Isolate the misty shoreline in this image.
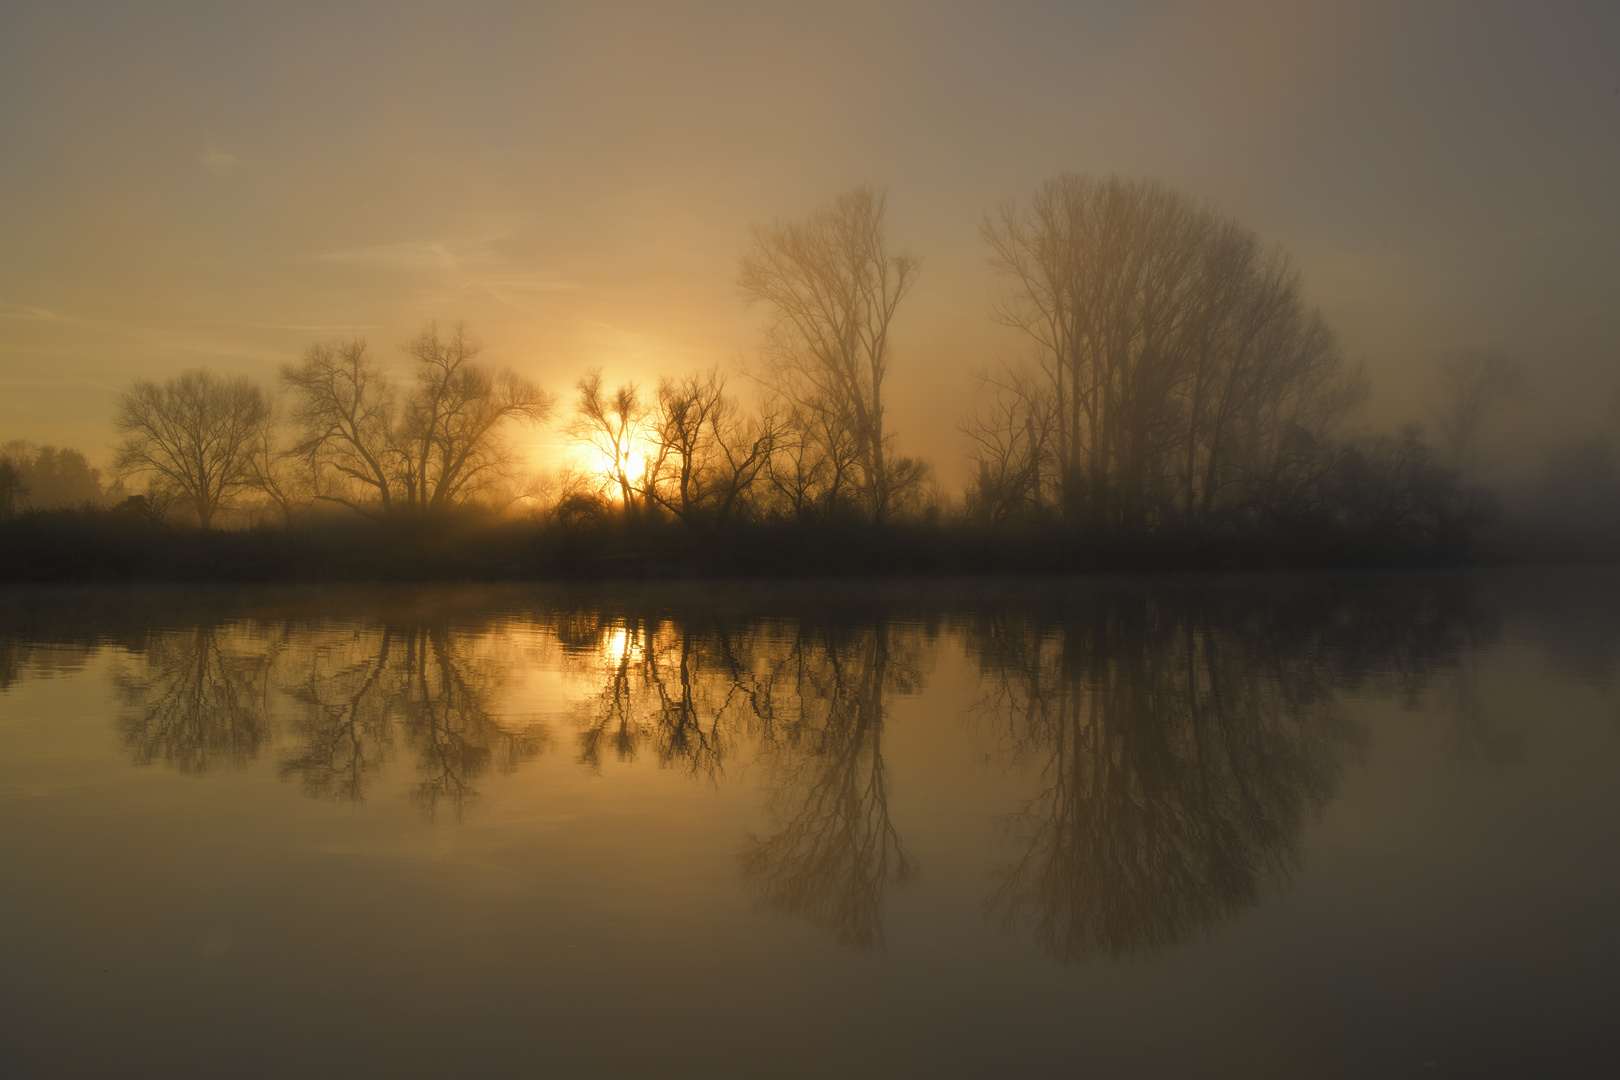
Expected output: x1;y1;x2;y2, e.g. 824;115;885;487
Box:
1;507;1609;586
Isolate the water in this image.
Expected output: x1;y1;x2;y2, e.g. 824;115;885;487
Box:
2;573;1617;1078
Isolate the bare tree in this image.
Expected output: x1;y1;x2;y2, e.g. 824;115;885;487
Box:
740;185;923;522
961;364;1057;526
282;323;554;516
282;337;400;514
979;174;1363;532
396;323;555;511
762;392;864;524
1429;348;1525;480
565;370;649;513
112;369;269;529
645;369;773;533
242;397;306;525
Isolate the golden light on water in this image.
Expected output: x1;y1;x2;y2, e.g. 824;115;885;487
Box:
600;624;641;665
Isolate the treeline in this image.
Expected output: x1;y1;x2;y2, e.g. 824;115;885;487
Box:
0;441;125;512
0;175;1520;581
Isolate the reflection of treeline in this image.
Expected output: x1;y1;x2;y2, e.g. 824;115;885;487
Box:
106;615;550;818
0;579;1522;959
958;580;1492;962
1;177;1505;580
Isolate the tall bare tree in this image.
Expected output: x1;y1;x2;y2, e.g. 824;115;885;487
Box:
979;174;1363;532
113;369;269;529
282;323;554;516
740;185;922;522
761;392;865;524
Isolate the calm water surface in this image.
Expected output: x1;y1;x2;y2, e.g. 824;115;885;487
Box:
2;573;1618;1078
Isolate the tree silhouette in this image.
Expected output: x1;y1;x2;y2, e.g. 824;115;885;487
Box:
113;370;269;529
0;457;24;520
283;323;554;516
741;185;928;523
977;174;1364;532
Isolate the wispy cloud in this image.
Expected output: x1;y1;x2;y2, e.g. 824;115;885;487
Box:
0;353;121;392
320;242;461;272
246;322;385;332
199;143;239;178
0;300;286;365
315;237;580;324
0;302;74;323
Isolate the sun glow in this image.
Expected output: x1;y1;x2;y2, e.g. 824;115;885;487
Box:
600;625;642;664
567;440;654;503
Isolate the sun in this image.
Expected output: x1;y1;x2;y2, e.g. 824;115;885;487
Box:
566;440;652;502
622;446;646;480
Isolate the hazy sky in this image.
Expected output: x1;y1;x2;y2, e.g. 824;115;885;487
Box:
2;0;1616;477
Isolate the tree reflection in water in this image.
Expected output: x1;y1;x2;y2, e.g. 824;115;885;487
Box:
1;639;97;691
739;621;924;952
0;581;1515;959
962;585;1488;963
277;625;398;803
105;609;549;818
115;624;278;774
561;609;772;778
276;621;548;818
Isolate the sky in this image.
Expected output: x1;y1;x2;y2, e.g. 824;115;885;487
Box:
1;0;1616;480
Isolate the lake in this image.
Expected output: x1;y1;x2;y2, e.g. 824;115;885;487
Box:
2;573;1617;1078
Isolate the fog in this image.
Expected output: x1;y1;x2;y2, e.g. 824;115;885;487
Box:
1;0;1616;510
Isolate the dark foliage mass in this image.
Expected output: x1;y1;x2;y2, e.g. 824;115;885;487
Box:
0;495;1494;584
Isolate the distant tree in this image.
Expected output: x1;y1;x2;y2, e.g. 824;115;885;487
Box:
112;370;270;529
282;323;554;516
1429;348;1525;480
0;457;25;519
961;365;1057;526
0;441;109;507
740;186;925;523
978;173;1364;532
761;392;863;524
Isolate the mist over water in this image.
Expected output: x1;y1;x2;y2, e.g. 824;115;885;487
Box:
3;573;1618;1076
